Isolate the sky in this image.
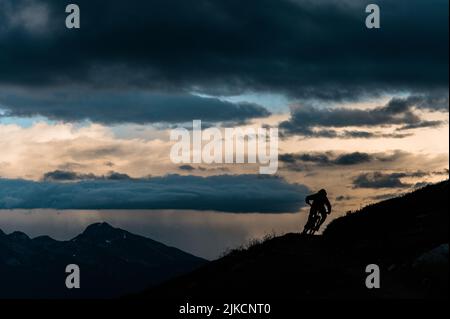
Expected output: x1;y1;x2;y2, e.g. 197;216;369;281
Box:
0;0;448;254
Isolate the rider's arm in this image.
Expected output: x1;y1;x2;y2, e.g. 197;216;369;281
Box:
325;197;332;214
305;195;313;206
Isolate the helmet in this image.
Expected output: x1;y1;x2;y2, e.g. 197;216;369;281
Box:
318;189;327;196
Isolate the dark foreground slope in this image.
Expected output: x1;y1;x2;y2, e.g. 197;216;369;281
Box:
0;223;206;298
138;181;448;299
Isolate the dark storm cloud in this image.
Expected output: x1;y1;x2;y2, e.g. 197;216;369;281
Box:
352;171;429;189
0;90;270;124
0;0;447;101
0;174;310;212
280;94;448;137
404;91;450;111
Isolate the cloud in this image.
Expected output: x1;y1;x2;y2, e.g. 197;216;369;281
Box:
432;168;449;176
0;90;270;124
333;152;373;165
396;120;444;131
178;165;195;171
279;127;413;139
0;174;310;213
280;94;448;138
178;164;230;173
0;0;447;101
0;121;177;180
42;170;132;181
352;171;429;189
280;151;398;170
280;153;331;166
335;195;352;202
404;92;450;111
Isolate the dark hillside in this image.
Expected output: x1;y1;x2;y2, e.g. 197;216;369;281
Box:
137;181;449;299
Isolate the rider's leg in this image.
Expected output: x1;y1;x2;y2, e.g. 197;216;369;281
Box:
314;212;327;231
302;209;316;234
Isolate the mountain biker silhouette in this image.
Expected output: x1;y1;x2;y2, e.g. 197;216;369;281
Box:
302;189;332;235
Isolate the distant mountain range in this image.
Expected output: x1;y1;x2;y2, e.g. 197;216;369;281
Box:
137;180;449;299
0;222;206;298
